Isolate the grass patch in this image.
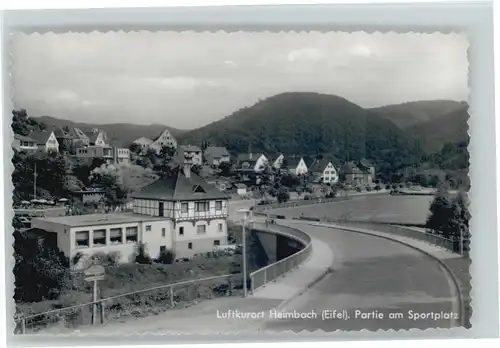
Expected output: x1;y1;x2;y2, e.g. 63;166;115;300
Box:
16;253;240;332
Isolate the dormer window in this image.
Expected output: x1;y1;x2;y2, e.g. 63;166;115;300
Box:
192;185;206;193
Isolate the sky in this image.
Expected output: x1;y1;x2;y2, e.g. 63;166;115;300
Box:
11;31;469;129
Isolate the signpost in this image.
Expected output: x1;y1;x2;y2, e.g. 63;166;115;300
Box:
84;264;105;325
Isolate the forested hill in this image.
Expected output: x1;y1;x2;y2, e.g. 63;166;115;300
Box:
180;92;424;180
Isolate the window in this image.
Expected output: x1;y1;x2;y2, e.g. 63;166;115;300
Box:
145;225;152;231
162;228;166;237
188;242;193;249
179;227;184;236
213;240;220;246
197;225;206;234
160;246;166;253
75;231;89;248
195;202;208;212
126;226;138;243
218;223;223;233
110;228;123;244
93;229;106;246
215;200;223;211
181;203;188;214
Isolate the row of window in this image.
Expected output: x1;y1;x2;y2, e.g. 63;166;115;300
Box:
75;226;138;248
20;141;36;147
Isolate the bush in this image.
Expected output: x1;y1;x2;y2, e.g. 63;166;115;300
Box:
156;249;175;264
304;195;311;200
366;186;372;192
355;186;362;192
374;185;381;191
385;184;391;190
134;244;152;265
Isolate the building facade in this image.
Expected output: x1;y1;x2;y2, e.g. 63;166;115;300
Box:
31;160;230;265
287;157;308;176
310;159;339;184
13;134;38;152
204;146;230;166
29;131;59;152
176;145;202;166
149;129;178;153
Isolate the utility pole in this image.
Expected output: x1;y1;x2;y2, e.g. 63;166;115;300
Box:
33;162;37;200
242;215;248;297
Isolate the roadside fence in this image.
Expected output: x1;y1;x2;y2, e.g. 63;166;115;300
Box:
15;274;237;334
247;222;312;294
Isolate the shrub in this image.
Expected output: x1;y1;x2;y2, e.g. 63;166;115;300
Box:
156;249;175;264
304;195;311;200
355;186;362;192
385;184;391;190
366;186;372;192
134;243;152;265
374;185;381;191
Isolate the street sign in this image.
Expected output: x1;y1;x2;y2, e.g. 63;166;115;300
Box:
84;264;105;282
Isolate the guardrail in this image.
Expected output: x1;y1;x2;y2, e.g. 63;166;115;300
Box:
247;222;312;294
328;221;469;255
254;196;350;211
15;274;236;334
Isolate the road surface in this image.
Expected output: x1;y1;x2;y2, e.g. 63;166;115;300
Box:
260;222;459;332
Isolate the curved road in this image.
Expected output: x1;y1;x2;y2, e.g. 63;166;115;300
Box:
260;222;459;332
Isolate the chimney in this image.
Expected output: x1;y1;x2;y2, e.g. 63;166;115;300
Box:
183;152;193;178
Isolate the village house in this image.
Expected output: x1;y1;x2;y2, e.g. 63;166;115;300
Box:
131;137;154;154
236;153;268;173
67;127;90;148
69;188;106;204
12;134;38;152
76;145;130;165
84;128;109;147
149;129;178;153
339;161;373;186
204;146;230;167
28;130;59;153
30;155;230;265
286;156;308;176
270;154;285;169
309;159;339;184
175;145;203;166
235;183;248;196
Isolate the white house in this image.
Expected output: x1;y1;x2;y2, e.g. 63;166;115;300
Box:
236;153;268;173
149;129;178;153
31;158;230;265
84;129;109;147
13;134;38;152
271;154;285;169
29;130;59;153
114;147;130;165
235;183;248;196
132;137;153;153
204;146;230;166
309;159;339;184
286;157;308;176
176;145;202;166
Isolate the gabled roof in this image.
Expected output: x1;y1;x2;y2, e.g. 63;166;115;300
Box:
309;158;336;173
131;165;229;201
285;157;303;169
152;129;175;142
204;146;230;158
69;127;89;140
359;159;374;169
52;127;67;138
178;145;202;152
133;137;153;145
339;162;364;174
28;131;54;145
303;157;316;168
237;153;265;162
14;134;36;142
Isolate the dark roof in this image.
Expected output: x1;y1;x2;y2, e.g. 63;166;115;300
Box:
178;145;202;152
285;157;303;168
235;183;247;189
28;131;53;145
309;159;336;173
339;162;364;175
52;127;66;138
303;157;316;168
359;159;374;169
14;134;36;142
204;146;230;159
68;128;89;140
131;165;230;201
237;153;265;162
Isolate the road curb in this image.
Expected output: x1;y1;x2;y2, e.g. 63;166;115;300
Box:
313;222;466;328
273;266;334;312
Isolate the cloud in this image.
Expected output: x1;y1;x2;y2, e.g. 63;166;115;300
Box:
287;48;326;62
349;44;372;58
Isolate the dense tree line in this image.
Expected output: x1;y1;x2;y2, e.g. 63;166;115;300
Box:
426;186;470;246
